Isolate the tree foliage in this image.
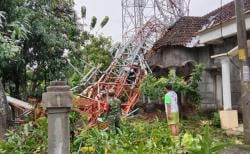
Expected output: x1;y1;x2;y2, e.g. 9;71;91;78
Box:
100;16;109;28
0;0;112;98
0;115;231;153
182;126;231;154
81;6;86;18
0;117;48;153
90;16;97;29
140;64;204;105
67;33;112;87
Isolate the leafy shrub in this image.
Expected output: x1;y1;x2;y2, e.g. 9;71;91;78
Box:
182;126;231;154
72;120;175;153
0;116;233;154
140;64;204;105
0;117;48;153
211;112;221;128
139;75;167;100
181;132;201;150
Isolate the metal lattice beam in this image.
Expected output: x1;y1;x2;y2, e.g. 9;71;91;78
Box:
73;0;191;125
122;0;191;43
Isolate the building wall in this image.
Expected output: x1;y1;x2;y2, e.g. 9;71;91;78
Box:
230;58;241;108
149;36;242;111
196;47;217;111
211;36;241;109
149;46;197;68
197;36;241;111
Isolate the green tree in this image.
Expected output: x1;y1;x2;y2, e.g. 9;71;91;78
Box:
67;33;112;87
0;0;112;99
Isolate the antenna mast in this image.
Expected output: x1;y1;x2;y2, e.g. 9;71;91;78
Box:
122;0;190;43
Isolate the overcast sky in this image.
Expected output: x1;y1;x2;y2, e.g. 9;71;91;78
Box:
74;0;232;42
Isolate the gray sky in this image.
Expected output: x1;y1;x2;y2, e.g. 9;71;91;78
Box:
74;0;232;42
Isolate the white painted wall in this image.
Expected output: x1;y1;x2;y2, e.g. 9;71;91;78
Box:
198;15;250;44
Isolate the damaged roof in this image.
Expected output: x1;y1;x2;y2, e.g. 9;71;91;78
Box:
203;0;250;29
153;0;250;49
153;16;208;49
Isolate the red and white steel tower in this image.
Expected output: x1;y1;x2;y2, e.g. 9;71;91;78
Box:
73;0;191;126
122;0;191;43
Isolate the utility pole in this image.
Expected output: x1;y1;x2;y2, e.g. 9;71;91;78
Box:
235;0;250;144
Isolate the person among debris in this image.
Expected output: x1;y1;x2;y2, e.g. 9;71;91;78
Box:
96;91;107;110
81;85;91;96
101;90;106;97
106;89;122;131
165;83;180;136
81;84;97;98
95;93;102;101
88;84;97;98
127;69;136;85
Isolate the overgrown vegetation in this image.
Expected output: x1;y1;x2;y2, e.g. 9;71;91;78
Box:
211;112;221;128
0;1;243;154
0;117;48;153
0;0;112;99
0;113;239;153
140;64;204;105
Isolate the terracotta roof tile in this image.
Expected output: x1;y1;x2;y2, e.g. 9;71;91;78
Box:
204;0;250;27
153;16;208;49
153;0;250;49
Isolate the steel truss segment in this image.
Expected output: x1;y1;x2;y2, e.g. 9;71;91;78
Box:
73;0;191;125
122;0;190;42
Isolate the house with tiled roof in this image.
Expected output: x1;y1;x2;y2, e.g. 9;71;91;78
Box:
148;0;250;111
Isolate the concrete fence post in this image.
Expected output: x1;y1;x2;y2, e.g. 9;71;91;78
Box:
42;81;72;154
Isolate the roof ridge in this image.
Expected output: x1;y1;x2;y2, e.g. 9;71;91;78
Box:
174;16;209;20
203;0;234;18
152;0;250;49
182;16;204;18
153;16;208;49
